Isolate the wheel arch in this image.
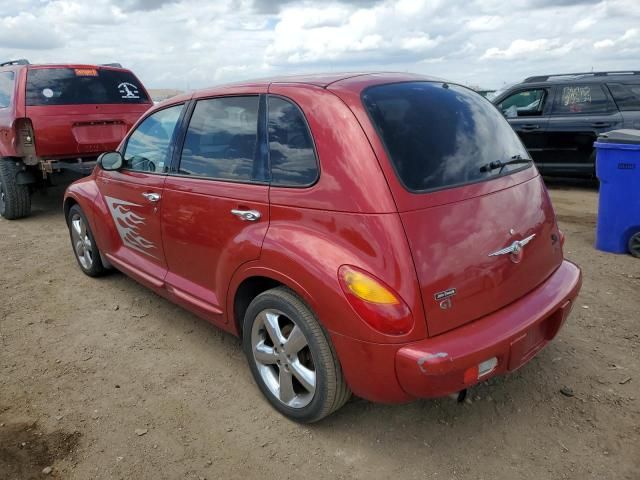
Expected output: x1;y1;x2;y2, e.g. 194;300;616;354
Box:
227;266;316;338
63;195;79;225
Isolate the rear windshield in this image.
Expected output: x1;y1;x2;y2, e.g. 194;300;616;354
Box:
362;82;531;192
26;68;150;106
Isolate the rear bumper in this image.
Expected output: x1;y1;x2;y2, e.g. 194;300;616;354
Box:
395;260;582;399
331;260;582;403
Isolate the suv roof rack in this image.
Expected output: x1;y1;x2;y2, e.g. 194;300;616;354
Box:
0;59;30;67
524;71;640;83
100;63;123;68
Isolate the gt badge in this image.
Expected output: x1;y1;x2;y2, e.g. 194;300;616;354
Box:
434;288;456;310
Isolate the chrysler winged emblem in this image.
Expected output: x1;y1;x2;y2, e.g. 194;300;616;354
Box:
488;233;536;263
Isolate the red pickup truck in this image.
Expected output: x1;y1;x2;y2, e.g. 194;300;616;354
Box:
0;60;152;219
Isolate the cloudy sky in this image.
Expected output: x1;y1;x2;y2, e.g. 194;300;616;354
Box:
1;0;638;91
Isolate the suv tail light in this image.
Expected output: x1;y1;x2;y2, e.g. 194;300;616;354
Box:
338;265;414;335
14;118;35;151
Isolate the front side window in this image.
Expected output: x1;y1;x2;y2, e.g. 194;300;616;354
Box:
497;89;547;118
122;104;184;173
607;83;640;111
26;67;150;106
552;84;611;115
179;96;260;181
363;82;530;192
268;96;318;186
0;71;15;108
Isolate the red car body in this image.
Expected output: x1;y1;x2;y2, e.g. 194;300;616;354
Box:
64;72;582;405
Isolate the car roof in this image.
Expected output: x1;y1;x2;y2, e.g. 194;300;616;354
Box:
0;62;133;73
521;71;640;86
189;71;446;97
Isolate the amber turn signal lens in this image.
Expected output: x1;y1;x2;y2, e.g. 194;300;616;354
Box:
338;265;414;335
341;268;399;304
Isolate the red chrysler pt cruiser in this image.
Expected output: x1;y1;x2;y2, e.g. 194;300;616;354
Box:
64;72;582;422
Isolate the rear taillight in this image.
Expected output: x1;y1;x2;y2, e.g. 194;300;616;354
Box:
15;118;35;150
338;265;414;335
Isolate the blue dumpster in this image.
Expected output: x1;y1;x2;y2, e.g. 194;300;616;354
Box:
594;129;640;257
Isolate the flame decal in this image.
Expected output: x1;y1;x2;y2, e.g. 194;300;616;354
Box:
105;196;157;258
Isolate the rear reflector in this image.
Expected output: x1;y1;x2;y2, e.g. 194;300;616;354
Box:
478;357;498;377
463;357;498;384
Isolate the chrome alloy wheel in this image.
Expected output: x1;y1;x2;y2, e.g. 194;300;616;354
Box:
251;309;317;408
71;213;94;270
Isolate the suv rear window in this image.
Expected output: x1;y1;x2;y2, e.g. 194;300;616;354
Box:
26;68;149;106
363;82;530;192
607;83;640;111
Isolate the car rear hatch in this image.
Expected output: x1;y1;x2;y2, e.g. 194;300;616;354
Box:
24;66;151;158
360;81;564;337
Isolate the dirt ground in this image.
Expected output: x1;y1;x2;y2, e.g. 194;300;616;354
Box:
1;180;638;480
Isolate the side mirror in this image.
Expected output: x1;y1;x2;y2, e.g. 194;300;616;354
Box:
98;151;123;171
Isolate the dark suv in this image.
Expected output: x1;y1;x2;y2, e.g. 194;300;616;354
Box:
492;71;640;178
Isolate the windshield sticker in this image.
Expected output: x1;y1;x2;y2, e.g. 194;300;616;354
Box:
42;88;54;98
118;82;140;99
74;68;98;77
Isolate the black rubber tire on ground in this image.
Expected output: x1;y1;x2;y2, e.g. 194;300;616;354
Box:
628;232;640;258
242;286;351;423
67;204;107;277
0;158;31;220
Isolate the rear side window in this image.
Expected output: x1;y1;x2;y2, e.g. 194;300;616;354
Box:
551;84;612;115
607;83;640;111
0;71;14;108
26;68;149;106
268;96;318;186
362;82;530;192
179;96;260;182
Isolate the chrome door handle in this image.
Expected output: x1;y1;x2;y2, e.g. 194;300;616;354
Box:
231;209;261;221
142;192;161;203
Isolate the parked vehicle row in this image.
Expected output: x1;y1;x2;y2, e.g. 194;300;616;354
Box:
0;59;151;219
64;73;582;422
493;70;640;178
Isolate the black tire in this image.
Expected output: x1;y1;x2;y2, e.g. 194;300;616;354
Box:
67;204;107;277
0;158;31;220
629;232;640;258
242;287;351;423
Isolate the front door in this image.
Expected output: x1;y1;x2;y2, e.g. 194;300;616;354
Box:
96;103;185;289
161;94;270;323
496;87;551;172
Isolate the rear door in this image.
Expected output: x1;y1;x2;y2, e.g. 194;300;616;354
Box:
495;87;551;171
160;93;270;322
96;103;185;289
25;67;151;158
544;83;623;176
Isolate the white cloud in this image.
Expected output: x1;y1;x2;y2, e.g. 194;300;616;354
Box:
0;0;638;91
465;15;504;32
482;39;552;59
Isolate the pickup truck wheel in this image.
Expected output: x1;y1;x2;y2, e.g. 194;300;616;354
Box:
67;204;106;277
0;159;31;220
243;287;351;423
